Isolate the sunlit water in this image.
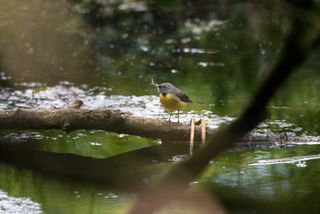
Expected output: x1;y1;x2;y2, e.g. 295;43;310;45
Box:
0;82;307;135
0;190;42;214
0;82;233;128
1;82;320;212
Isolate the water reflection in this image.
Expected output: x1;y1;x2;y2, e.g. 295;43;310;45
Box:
0;163;132;213
0;129;159;158
0;144;319;213
201;145;320;207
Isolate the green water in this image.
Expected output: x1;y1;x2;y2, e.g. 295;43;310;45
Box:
1;0;320;213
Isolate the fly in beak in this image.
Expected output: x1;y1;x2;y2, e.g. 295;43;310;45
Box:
155;84;160;93
151;79;160;92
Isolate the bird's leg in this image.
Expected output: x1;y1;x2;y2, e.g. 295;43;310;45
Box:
178;110;180;123
169;111;172;123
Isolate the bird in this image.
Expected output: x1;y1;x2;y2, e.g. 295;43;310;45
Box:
156;82;193;122
69;100;83;109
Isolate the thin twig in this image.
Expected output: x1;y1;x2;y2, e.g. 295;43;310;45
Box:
201;118;206;144
189;119;195;155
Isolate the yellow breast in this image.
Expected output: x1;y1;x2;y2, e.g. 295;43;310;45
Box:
159;93;185;111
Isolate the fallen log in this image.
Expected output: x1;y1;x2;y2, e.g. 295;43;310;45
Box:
0;108;205;141
0;108;319;145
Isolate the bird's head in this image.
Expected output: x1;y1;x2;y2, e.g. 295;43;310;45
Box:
156;82;175;94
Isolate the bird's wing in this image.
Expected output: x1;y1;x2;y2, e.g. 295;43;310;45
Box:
174;90;193;103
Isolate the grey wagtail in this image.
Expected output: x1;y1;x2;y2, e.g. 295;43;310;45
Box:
156;82;194;122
